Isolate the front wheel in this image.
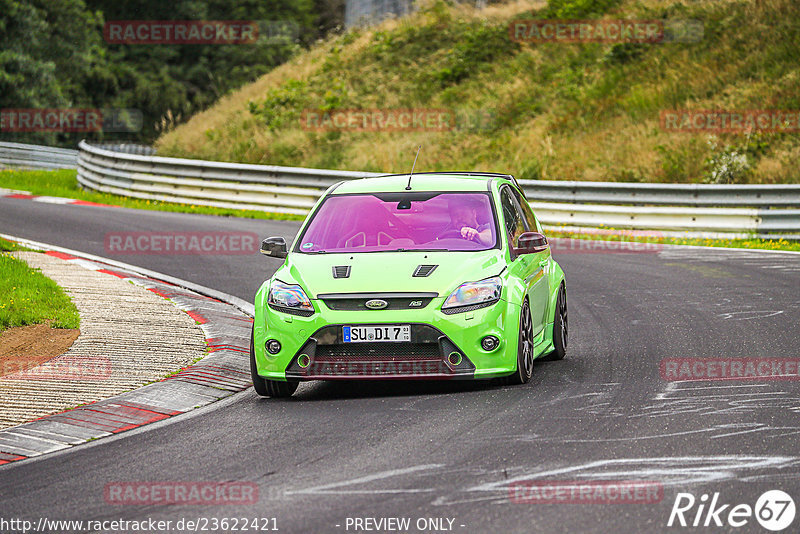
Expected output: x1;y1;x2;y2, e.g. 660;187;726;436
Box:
505;298;534;385
250;327;298;398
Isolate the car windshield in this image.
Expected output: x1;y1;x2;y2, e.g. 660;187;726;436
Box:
297;192;497;253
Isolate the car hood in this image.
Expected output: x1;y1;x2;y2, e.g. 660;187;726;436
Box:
278;249;506;298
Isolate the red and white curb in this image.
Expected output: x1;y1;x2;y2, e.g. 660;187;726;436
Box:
0;188;116;208
0;237;255;467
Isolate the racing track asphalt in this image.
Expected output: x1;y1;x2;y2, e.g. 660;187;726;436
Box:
1;196;799;533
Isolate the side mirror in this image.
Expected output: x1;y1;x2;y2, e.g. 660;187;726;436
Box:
514;232;549;255
260;237;288;259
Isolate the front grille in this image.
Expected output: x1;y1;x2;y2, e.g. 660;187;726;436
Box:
310;323;443;345
285;324;475;379
316;343;439;361
322;296;434;311
306;359;451;377
318;292;437;312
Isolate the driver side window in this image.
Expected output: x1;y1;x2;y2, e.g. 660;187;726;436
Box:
500;187;528;248
512;188;543;233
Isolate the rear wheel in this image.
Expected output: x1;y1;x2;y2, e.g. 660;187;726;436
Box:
542;284;568;361
506;298;534;385
250;327;298;398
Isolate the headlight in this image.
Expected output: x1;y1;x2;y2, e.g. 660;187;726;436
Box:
268;280;314;315
442;276;502;313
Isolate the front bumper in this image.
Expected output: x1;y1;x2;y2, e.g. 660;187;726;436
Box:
285;324;475;380
253;296;519;381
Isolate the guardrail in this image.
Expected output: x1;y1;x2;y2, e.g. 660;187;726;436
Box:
89;143;155;156
77;140;379;215
0;142;78;170
518;180;800;208
76;141;800;239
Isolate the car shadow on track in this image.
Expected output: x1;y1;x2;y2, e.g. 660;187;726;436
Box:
290;378;502;401
277;361;568;401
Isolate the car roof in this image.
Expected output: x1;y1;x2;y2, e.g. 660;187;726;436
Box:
331;172;516;194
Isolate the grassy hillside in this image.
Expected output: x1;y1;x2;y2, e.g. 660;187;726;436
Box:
156;0;800;184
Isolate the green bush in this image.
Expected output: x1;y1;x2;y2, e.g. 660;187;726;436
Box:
248;79;309;131
544;0;623;18
433;22;519;87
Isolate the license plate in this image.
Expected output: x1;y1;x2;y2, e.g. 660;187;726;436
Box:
343;325;411;343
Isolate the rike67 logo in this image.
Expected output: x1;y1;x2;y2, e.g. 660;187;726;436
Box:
668;490;795;531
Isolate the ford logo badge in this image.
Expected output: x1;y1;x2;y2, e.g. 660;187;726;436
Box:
365;299;388;310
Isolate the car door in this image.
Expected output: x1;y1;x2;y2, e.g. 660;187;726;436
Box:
500;186;549;335
512;187;551;332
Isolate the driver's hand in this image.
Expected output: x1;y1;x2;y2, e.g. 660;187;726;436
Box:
460;227;478;241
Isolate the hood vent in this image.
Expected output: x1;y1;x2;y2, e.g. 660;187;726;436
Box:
332;265;351;279
413;265;438;277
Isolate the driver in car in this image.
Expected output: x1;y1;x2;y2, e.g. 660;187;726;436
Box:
444;198;493;246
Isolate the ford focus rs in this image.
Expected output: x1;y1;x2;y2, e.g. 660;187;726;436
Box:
250;172;567;397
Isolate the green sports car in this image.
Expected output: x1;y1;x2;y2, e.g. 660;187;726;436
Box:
250;172;567;397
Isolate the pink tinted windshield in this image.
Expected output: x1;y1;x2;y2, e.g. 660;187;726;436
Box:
297;193;497;253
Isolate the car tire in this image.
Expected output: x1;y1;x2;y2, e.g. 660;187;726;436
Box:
506;298;534;385
250;327;298;398
263;378;298;398
541;284;568;361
